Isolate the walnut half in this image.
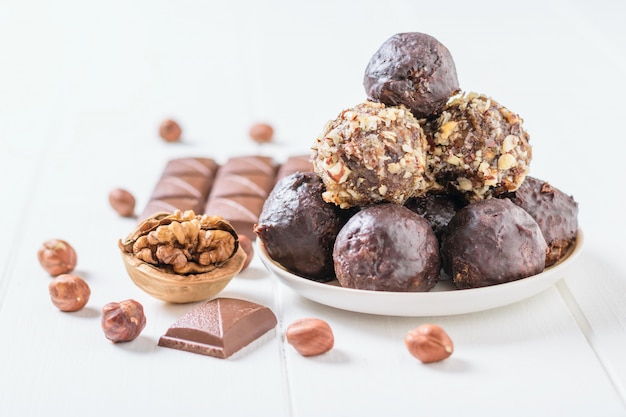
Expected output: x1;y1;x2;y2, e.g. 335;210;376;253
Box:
119;210;240;275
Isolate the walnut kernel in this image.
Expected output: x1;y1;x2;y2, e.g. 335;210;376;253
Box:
119;210;240;274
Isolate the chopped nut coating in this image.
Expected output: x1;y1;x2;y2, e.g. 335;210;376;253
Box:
311;101;431;208
424;92;531;200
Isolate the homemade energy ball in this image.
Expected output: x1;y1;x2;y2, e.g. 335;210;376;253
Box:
254;172;350;281
364;32;460;119
333;204;440;292
505;176;578;267
404;191;466;240
311;101;430;208
425;92;532;200
440;198;547;289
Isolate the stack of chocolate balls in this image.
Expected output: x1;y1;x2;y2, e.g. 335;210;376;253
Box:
256;32;578;291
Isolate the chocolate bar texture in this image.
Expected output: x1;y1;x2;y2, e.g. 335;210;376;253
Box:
141;155;313;240
158;297;277;358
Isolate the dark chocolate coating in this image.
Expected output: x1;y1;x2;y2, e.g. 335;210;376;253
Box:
404;192;466;240
441;198;547;289
364;32;460;119
333;204;440;292
254;172;350;281
505;176;578;266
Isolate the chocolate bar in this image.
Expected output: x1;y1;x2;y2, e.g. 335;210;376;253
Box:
204;156;278;239
205;195;265;240
140;157;219;220
141;155;312;239
158;297;277;359
161;157;219;178
142;197;204;218
276;154;314;182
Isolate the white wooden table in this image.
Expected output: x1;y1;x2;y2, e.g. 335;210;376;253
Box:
1;1;625;416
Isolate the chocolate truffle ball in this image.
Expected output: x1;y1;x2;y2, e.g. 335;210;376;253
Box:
404;191;466;240
364;32;460;119
311;101;431;209
333;204;440;292
425;92;532;200
505;176;578;267
440;198;547;289
254;172;349;281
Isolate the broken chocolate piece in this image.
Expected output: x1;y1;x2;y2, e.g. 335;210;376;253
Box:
158;297;277;359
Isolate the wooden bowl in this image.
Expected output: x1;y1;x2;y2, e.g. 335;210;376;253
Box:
120;247;247;303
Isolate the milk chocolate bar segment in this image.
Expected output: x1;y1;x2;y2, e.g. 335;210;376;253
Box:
140;157;219;220
162;157;219;178
217;155;278;176
210;173;275;199
205;196;265;240
141;197;205;219
158;297;277;359
150;175;213;200
276;154;314;182
204;156;278;239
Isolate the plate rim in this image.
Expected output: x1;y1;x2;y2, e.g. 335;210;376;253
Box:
257;229;584;316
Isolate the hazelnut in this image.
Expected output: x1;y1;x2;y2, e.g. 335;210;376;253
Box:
48;274;90;312
108;188;136;217
101;299;147;343
37;239;77;276
248;122;274;143
286;318;334;357
238;235;254;271
405;324;454;363
159;119;182;142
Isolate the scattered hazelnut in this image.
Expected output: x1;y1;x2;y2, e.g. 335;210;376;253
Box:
405;324;454;363
248;122;274;143
48;274;90;312
238;235;254;271
108;188;136;217
159;119;182;142
37;239;77;276
286;318;334;357
101;299;147;343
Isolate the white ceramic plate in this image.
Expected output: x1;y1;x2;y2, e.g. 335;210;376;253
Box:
258;230;584;317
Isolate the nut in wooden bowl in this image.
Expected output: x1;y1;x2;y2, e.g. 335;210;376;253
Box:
119;210;246;303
